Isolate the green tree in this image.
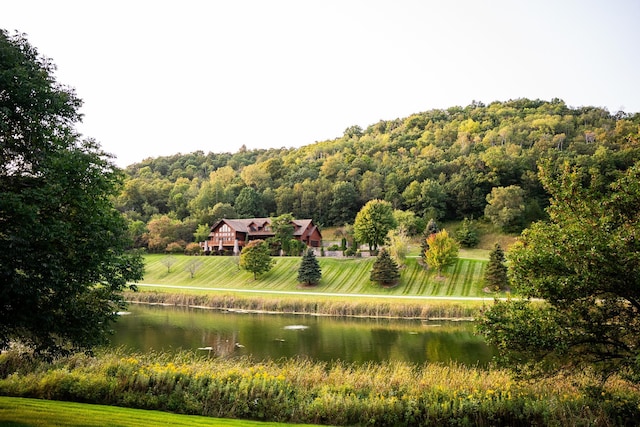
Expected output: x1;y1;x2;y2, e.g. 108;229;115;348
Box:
0;31;144;356
424;230;459;277
297;249;322;286
271;213;295;255
455;217;480;248
484;244;508;291
193;223;210;243
239;240;274;279
353;199;397;252
329;181;359;226
387;229;409;265
484;185;526;232
235;187;264;218
478;160;640;379
370;248;401;287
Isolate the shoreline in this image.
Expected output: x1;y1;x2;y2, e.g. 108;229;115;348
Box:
123;291;481;321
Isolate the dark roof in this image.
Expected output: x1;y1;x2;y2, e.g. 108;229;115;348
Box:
211;218;320;238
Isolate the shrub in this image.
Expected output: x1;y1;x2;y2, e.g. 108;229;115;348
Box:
165;241;186;254
184;242;203;255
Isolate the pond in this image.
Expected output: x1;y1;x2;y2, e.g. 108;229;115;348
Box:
110;304;495;366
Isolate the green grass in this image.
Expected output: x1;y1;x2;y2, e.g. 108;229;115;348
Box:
0;396;319;427
140;253;496;299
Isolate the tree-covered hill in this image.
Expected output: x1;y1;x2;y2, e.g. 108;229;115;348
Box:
117;99;640;252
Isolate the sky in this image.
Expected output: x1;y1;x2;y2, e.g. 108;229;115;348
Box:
3;1;640;167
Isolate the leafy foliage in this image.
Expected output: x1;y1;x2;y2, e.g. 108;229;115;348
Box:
0;31;144;356
424;230;459;277
239;240;274;279
297;249;322;286
113;98;640;253
484;185;526;232
455;217;480;248
353;199;397;252
370;248;401;287
479;159;640;380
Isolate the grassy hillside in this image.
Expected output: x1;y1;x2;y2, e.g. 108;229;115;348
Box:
140;253;492;298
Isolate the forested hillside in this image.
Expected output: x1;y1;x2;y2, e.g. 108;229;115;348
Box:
116;98;640;252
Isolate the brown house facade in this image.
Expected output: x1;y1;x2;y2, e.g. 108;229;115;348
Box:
201;218;322;254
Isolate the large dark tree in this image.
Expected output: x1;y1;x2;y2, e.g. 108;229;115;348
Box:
479;160;640;380
0;31;144;356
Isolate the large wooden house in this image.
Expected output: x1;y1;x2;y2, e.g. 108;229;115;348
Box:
201;218;322;254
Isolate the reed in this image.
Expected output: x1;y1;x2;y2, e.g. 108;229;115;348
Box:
0;349;638;426
123;291;481;320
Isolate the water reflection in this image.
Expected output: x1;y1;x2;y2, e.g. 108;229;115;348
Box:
110;305;495;366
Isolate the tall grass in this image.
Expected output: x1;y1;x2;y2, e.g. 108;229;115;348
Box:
123;291;482;320
1;349;638;426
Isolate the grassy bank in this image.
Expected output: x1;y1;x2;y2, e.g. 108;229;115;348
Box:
1;350;637;426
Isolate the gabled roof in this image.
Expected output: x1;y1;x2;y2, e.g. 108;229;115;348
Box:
211;218;319;237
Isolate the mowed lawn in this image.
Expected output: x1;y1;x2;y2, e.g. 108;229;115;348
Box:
140;253;488;298
0;396;318;427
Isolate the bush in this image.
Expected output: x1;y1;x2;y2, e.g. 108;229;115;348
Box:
165;241;186;254
184;242;203;255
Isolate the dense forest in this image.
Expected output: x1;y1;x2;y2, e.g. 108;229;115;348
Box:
116;98;640;252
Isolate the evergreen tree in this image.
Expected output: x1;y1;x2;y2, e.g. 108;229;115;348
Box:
297;249;322;286
455;217;480;248
484;244;509;291
370;248;401;287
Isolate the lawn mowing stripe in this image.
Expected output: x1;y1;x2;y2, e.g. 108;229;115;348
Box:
140;254;488;298
445;260;463;296
462;261;479;297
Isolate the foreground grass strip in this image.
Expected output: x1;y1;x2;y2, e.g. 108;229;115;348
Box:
0;396;318;427
1;350;639;426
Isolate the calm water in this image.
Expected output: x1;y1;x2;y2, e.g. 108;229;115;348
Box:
110;304;495;366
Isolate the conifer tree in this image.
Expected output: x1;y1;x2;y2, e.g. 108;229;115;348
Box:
370;248;401;287
297;249;322;286
484;243;509;291
455;217;480;248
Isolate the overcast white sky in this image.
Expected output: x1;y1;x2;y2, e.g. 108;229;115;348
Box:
3;1;639;166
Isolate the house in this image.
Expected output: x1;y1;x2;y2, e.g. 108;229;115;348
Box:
201;218;322;254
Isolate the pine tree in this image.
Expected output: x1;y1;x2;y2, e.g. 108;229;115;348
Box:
370;248;401;287
455;217;480;248
297;249;322;286
484;244;509;291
